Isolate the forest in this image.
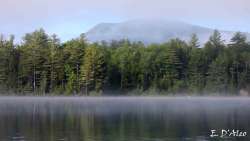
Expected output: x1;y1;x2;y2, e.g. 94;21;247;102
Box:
0;29;250;95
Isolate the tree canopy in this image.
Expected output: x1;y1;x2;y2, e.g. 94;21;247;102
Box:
0;29;250;95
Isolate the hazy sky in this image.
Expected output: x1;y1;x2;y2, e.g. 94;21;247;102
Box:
0;0;250;42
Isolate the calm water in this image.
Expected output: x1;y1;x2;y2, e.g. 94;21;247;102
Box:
0;97;250;141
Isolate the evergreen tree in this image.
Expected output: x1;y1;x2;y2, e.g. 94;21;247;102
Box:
0;35;18;93
161;40;182;92
230;32;247;46
94;48;107;92
0;29;250;95
81;45;107;94
48;34;63;93
188;48;206;93
65;64;77;95
206;54;229;93
63;34;86;93
189;33;200;48
19;28;50;94
81;46;95;94
208;30;224;47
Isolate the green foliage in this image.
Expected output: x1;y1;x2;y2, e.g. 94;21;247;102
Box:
206;54;229;93
161;41;182;91
230;32;247;46
80;44;107;95
189;33;200;48
188;48;206;93
65;64;77;95
0;35;17;93
0;29;250;95
18;28;50;94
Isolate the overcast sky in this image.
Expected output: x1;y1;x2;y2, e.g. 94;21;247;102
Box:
0;0;250;42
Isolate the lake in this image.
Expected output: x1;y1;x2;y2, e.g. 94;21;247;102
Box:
0;97;249;141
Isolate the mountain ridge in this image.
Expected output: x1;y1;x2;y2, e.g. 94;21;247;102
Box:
85;19;250;45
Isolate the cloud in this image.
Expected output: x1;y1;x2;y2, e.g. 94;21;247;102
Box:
0;0;249;41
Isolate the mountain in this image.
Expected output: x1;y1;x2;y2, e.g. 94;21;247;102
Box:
85;19;250;45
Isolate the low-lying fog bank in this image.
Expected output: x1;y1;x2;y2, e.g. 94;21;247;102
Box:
0;96;249;115
0;96;250;141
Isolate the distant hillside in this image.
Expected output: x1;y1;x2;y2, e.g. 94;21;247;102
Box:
85;19;250;45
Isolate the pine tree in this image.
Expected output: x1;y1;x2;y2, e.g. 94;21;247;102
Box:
230;32;247;46
188;48;206;93
65;64;77;95
189;33;200;48
0;35;18;93
81;46;96;95
63;34;86;93
206;55;228;93
81;45;107;94
94;49;107;92
162;42;182;91
0;37;8;91
19;28;50;94
48;34;61;93
208;30;224;47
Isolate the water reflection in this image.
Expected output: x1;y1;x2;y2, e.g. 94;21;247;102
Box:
0;97;249;141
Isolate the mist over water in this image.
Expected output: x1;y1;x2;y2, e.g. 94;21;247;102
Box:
0;97;249;141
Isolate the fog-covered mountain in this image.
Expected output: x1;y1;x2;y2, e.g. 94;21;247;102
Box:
85;19;250;45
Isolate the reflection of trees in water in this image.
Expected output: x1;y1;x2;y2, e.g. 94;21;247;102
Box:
0;98;249;141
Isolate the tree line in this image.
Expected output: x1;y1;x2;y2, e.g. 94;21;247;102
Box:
0;29;250;95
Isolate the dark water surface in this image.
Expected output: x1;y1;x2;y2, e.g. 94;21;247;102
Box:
0;97;250;141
